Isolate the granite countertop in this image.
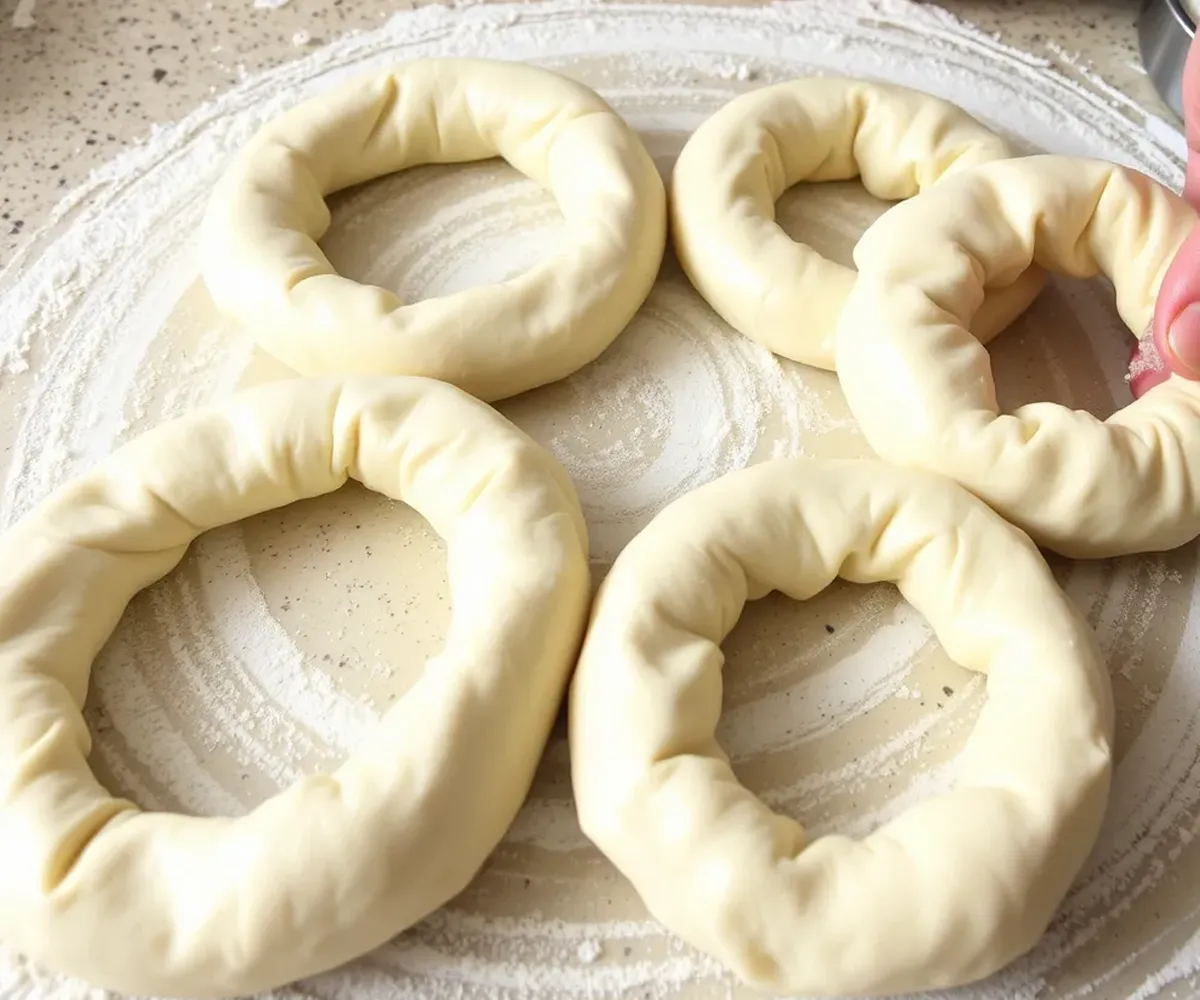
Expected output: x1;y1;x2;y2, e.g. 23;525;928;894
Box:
0;0;1170;270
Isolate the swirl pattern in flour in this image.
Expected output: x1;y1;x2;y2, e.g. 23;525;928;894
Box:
0;3;1198;999
320;155;853;565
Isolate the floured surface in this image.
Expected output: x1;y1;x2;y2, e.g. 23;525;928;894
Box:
0;2;1197;998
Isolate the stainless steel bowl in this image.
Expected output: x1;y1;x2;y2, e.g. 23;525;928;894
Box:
1139;0;1195;120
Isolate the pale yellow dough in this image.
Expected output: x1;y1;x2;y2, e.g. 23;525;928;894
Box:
200;59;666;402
0;377;590;998
836;155;1200;558
669;77;1045;369
569;459;1113;996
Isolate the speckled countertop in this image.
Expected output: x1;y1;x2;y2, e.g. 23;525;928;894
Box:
0;0;1169;269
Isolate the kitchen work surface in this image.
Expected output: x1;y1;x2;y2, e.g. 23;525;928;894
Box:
1;1;1199;999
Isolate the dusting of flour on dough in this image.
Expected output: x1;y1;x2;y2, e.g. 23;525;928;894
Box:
0;2;1197;999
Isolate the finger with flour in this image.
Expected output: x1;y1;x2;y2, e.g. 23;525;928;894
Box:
1136;31;1200;393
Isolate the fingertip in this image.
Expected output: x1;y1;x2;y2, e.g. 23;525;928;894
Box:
1165;301;1200;378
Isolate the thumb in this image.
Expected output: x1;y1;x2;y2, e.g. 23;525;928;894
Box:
1153;221;1200;379
1152;30;1200;380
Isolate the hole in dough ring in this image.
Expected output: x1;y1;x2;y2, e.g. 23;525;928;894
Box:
0;376;590;998
836;155;1200;559
569;458;1113;996
669;77;1045;370
200;58;667;403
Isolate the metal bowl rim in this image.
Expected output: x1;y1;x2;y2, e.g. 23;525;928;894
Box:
1163;0;1197;37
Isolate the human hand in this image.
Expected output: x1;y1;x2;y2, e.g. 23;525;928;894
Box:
1130;28;1200;397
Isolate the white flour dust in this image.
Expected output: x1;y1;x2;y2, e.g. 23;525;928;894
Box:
10;0;36;29
0;2;1198;999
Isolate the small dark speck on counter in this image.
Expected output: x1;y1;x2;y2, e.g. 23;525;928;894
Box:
824;623;835;634
152;68;168;83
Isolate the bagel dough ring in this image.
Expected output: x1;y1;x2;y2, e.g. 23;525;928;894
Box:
200;59;666;402
670;77;1045;370
0;376;590;998
836;155;1200;559
569;459;1113;996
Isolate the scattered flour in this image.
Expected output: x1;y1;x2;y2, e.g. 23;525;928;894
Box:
0;2;1196;999
576;941;603;964
10;0;35;29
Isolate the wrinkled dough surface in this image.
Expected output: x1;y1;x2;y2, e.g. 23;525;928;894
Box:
836;155;1200;558
0;376;590;998
569;459;1112;996
201;58;666;402
669;77;1044;369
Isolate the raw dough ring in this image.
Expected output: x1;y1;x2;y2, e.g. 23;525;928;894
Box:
670;77;1045;370
200;59;666;402
570;458;1113;996
0;376;590;997
836;155;1200;558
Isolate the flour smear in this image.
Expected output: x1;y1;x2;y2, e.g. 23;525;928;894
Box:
0;1;1198;999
